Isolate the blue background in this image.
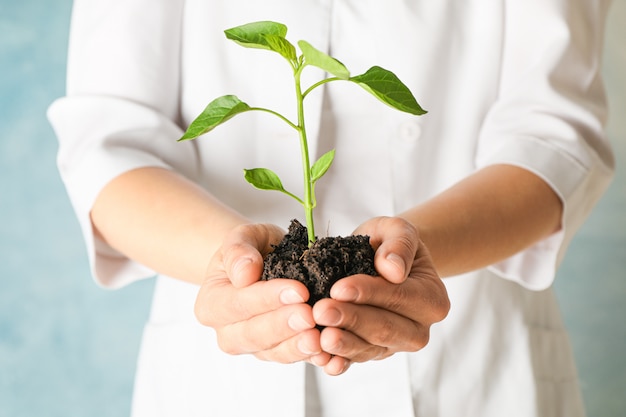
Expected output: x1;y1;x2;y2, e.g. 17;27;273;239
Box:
1;1;624;416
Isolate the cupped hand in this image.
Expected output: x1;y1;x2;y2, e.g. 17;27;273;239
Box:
313;216;450;375
194;223;331;366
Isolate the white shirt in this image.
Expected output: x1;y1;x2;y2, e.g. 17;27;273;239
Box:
48;1;614;416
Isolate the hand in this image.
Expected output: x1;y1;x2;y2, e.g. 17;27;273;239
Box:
194;223;332;366
312;217;450;375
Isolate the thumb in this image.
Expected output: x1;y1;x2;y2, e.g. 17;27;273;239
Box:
356;217;419;284
221;223;284;288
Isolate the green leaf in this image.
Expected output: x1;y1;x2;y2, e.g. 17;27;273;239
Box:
264;34;297;61
224;21;288;51
178;95;251;141
310;149;335;183
297;40;350;80
243;168;286;192
350;66;427;115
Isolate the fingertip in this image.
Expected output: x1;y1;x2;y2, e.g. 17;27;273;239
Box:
376;252;408;284
324;356;351;376
310;352;332;367
233;256;253;275
230;255;263;288
329;284;359;302
280;287;307;305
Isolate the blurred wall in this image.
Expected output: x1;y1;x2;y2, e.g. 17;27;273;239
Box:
553;1;626;415
0;2;154;416
1;1;624;416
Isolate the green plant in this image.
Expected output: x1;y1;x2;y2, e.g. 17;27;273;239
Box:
179;21;426;245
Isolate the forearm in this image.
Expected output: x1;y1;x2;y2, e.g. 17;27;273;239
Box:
399;164;563;278
90;167;251;285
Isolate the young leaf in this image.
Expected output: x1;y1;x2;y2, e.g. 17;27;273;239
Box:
224;21;288;50
297;40;350;80
244;168;287;192
179;95;250;141
350;66;427;115
311;149;335;183
264;34;298;62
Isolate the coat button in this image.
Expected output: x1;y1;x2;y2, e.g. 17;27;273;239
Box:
398;121;422;143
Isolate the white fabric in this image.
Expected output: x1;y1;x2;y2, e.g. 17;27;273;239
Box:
48;0;614;416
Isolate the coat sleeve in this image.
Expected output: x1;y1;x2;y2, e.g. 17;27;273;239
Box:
475;0;615;290
48;0;195;288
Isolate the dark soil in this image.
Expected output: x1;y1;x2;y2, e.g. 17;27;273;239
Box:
262;219;377;306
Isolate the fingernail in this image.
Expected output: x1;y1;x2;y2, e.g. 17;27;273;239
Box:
386;253;406;275
318;307;341;326
288;313;313;332
310;354;329;367
232;257;252;278
280;288;305;305
333;286;358;302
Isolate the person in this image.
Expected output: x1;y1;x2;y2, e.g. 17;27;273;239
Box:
48;1;615;416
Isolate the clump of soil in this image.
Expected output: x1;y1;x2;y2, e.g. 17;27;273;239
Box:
262;219;377;305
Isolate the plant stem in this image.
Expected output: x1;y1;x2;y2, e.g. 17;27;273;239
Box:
302;77;341;99
294;66;316;245
248;107;298;130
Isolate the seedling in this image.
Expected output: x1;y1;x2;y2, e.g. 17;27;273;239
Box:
179;21;426;245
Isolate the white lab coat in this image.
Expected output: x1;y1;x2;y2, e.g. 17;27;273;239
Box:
48;0;614;416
